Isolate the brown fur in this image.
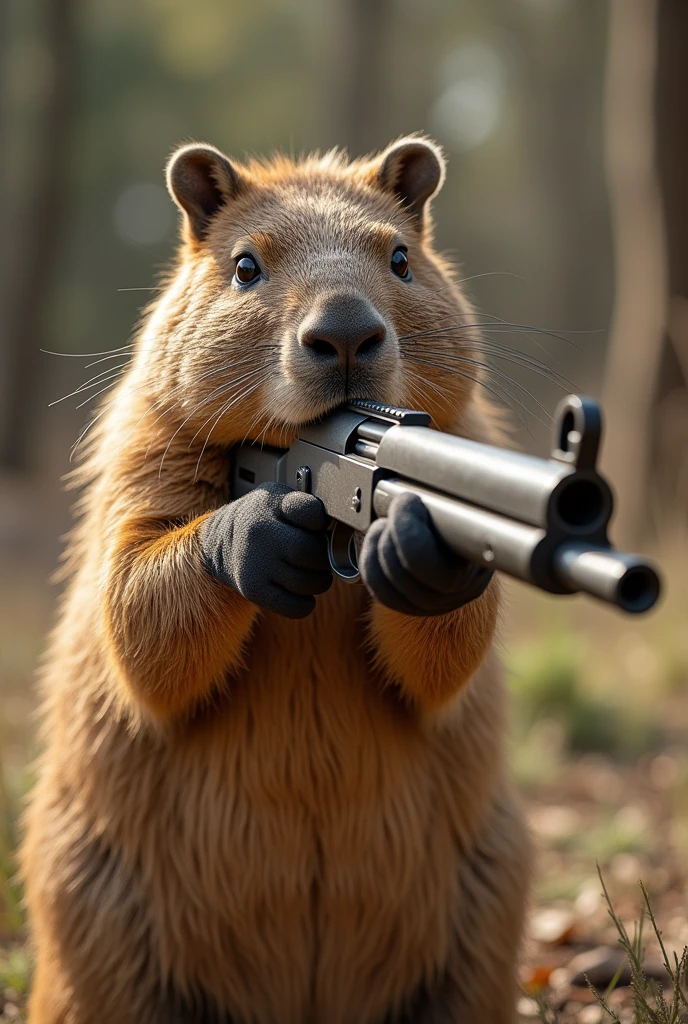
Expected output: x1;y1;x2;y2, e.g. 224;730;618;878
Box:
22;137;531;1023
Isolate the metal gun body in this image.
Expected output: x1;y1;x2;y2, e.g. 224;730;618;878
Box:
231;395;661;614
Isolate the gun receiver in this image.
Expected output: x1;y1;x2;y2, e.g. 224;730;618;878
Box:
231;395;661;614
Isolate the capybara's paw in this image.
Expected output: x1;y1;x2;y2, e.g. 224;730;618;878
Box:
200;483;332;618
360;492;492;616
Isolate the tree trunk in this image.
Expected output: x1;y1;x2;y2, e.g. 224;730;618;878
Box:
330;0;391;157
481;0;611;449
0;0;12;452
653;0;688;528
600;0;667;547
0;0;77;472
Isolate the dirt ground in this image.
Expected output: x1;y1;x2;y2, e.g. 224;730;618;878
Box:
518;752;687;1022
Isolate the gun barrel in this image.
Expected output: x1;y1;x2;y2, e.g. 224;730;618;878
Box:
554;544;661;614
373;477;660;612
374;424;612;532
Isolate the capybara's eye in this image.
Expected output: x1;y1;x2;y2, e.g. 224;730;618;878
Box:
234;254;261;285
390;247;410;280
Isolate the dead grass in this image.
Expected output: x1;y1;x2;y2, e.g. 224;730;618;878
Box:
531;871;688;1023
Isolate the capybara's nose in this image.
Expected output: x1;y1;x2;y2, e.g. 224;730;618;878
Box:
298;294;387;368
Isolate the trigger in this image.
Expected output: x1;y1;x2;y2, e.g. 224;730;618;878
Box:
328;522;361;583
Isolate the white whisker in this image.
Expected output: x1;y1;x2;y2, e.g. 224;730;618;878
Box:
49;364;131;407
193;377;270;483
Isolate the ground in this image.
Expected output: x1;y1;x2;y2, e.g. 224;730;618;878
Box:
519;753;687;1021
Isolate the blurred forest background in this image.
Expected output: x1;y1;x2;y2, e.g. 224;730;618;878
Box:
1;0;687;1020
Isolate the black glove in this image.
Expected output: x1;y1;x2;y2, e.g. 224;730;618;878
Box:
359;492;493;617
200;483;332;619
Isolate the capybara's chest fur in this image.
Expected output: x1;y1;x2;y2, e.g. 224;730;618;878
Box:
28;583;502;1023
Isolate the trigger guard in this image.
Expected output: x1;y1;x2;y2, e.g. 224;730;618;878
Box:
328;521;362;583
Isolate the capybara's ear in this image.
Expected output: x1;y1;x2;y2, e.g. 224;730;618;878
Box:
166;143;244;243
372;136;446;224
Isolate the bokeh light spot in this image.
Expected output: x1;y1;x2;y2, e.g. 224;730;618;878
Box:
430;41;505;152
113;182;173;247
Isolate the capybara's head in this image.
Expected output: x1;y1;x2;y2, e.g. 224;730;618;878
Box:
139;136;480;450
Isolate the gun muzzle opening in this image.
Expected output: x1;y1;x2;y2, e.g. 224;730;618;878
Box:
616;565;661;615
553;478;608;532
554;543;661;613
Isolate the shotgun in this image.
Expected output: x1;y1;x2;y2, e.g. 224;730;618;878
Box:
231;394;661;614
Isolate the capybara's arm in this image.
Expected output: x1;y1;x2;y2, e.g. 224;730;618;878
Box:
366;582;499;708
99;425;332;720
103;511;258;720
360;492;499;708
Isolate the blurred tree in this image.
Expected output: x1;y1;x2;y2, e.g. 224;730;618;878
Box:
506;0;610;340
0;0;77;472
331;0;391;156
0;0;11;457
653;0;688;530
453;0;611;449
601;0;666;546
